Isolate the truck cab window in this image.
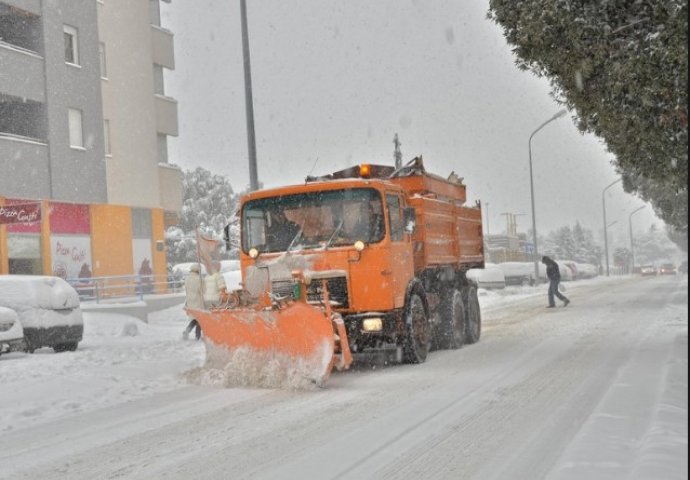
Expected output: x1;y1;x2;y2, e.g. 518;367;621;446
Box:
386;194;403;242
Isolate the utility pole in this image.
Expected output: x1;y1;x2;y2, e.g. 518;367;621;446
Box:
240;0;259;191
393;133;402;169
602;178;622;276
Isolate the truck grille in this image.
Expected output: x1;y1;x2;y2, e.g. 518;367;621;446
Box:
271;276;349;309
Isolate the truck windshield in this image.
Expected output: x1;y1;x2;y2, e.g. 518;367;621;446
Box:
242;188;385;253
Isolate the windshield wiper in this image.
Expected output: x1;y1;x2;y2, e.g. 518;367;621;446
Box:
286;227;304;253
323;220;344;250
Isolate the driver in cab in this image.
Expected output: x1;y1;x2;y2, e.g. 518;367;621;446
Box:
265;208;300;250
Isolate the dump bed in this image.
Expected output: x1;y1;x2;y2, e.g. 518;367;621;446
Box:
389;169;484;272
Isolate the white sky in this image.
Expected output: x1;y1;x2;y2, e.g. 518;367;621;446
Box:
161;0;661;241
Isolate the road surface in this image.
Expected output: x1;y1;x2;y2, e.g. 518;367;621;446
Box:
1;275;686;479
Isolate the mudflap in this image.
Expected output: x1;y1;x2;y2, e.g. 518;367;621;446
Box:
188;302;339;387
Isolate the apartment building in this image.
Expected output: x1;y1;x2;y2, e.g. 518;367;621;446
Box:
0;0;182;281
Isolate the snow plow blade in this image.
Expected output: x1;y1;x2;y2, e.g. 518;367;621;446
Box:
188;299;352;388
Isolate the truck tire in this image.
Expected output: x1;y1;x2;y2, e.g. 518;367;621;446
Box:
402;290;430;364
464;285;481;344
53;342;78;353
436;288;465;349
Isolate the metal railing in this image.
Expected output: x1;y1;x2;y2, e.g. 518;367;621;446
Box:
66;274;184;303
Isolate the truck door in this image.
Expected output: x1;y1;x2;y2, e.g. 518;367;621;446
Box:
386;193;414;308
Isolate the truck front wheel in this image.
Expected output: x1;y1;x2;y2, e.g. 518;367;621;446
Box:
402;291;430;363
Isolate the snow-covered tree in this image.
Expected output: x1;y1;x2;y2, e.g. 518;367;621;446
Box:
488;1;688;232
166;167;242;264
634;224;680;264
613;247;632;274
541;222;603;265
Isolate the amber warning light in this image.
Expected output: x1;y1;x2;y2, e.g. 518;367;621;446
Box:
359;164;371;177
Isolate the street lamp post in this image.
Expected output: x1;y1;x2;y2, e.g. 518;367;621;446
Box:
629;206;645;273
240;0;259;191
528;109;567;284
602;178;622;276
606;220;619;274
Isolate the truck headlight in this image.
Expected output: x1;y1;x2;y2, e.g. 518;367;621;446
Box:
362;317;383;332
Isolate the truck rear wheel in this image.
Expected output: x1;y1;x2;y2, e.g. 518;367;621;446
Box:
464;286;481;344
437;289;465;349
402;291;430;363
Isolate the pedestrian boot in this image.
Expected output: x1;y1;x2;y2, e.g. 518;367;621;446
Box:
564;299;570;307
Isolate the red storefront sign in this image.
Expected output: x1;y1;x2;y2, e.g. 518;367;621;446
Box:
0;203;41;225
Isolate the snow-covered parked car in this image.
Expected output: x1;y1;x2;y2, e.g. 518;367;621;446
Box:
0;276;83;353
498;262;538;286
222;270;243;291
0;306;25;356
575;263;599;279
467;262;506;289
557;261;575;281
220;260;240;273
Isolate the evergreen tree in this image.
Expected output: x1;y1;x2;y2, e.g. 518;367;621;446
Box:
488;1;688;232
542;222;603;264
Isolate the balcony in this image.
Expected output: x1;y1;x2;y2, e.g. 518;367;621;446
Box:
151;25;174;69
158;162;183;212
154;94;178;137
0;134;51;199
0;43;45;102
1;1;41;15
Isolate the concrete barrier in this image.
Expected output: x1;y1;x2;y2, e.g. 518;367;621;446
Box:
81;293;185;322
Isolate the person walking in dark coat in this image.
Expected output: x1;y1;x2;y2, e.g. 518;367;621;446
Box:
541;256;570;308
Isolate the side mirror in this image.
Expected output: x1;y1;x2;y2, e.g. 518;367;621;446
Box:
223;224;231;251
403;207;416;235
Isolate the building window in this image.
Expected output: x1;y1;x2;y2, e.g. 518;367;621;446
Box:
99;42;107;78
149;0;161;26
63;25;79;65
132;208;152;238
153;65;165;95
68;108;83;148
103;119;111;155
386;194;403;242
157;134;168;163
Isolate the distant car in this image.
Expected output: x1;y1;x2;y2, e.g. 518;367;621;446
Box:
222;270;243;291
499;262;537;286
173;260;240;278
467;263;506;289
219;260;241;273
658;263;677;275
0;276;83;353
557;261;575;281
640;265;657;276
0;306;25;356
574;263;599;279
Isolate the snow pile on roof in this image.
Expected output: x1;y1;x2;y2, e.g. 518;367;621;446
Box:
0;276;82;329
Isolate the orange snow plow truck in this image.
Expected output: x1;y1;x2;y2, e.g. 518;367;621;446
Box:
188;156;484;386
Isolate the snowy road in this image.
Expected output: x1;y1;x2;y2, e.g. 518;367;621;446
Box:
1;275;687;479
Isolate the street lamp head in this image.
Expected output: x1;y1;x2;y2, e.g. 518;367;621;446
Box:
552;109;567;120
